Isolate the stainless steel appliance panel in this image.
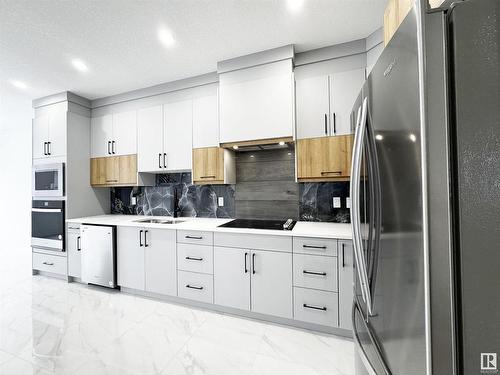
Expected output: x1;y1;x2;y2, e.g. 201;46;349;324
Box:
81;225;116;288
352;7;427;375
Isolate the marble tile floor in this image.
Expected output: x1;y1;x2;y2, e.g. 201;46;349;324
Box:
0;251;354;375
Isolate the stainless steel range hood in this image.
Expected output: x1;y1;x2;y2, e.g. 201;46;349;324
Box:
220;136;294;152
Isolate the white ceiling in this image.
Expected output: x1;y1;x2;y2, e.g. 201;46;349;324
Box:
0;0;385;101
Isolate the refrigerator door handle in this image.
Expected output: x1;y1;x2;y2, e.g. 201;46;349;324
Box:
350;98;374;316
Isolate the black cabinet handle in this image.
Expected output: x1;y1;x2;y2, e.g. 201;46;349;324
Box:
244;252;248;273
144;230;148;247
42;262;54;266
342;243;345;268
186;284;203;290
139;230;143;247
158;153;162;169
185;256;203;261
324;113;328;135
303;244;327;250
185;235;203;240
163;153;167;168
77;236;81;251
333;112;337;134
46;141;51;155
252;253;256;274
303;303;327;311
43;142;47;155
112;141;116;154
303;270;327;276
200;176;216;179
107;141;111;155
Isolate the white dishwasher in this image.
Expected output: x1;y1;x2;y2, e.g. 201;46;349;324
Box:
81;225;116;288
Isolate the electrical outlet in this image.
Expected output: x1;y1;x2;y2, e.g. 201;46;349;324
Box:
333;197;341;208
346;197;351;209
131;196;137;205
218;197;224;207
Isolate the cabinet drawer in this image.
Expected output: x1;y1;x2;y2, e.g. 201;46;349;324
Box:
177;243;213;274
177;230;213;246
293;254;338;292
214;232;292;253
178;271;213;304
32;252;67;276
293;287;338;327
293;237;337;256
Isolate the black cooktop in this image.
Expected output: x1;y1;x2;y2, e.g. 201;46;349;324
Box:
218;219;296;231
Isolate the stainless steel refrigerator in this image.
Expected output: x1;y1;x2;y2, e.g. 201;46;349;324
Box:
349;1;500;374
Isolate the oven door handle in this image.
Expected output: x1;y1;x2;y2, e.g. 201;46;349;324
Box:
32;208;62;213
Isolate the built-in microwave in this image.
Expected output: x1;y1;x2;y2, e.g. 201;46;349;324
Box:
32;163;64;197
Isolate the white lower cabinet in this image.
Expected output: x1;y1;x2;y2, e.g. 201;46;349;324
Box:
214;246;251;311
213;246;292;319
338;240;354;330
144;229;177;296
294;287;339;327
117;227;145;290
251;250;293;319
178;271;213;303
67;225;81;278
293;253;338;292
32;252;67;276
177;243;213;275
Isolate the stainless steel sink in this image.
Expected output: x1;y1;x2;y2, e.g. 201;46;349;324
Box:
133;218;184;224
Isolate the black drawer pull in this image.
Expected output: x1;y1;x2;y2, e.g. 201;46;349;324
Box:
200;176;216;179
185;256;203;261
42;262;54;266
186;284;203;290
302;244;327;250
303;270;327;276
303;303;327;311
185;235;203;240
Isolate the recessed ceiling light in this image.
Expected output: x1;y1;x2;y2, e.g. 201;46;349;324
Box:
232;145;239;150
250;155;255;158
10;80;27;89
287;0;305;13
409;134;417;142
279;141;285;146
71;58;88;73
375;134;384;141
158;27;175;48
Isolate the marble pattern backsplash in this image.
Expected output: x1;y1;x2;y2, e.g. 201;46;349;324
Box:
111;175;350;223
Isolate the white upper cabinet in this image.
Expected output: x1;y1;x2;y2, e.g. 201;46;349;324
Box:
296;68;366;139
112;110;137;156
192;94;219;148
137;105;164;172
295;75;330;139
33;105;67;159
33;115;49;159
91;115;112;158
219;59;294;144
163;100;192;171
330;68;366;136
91;111;137;158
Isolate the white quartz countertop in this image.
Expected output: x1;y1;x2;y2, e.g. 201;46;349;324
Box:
67;215;352;240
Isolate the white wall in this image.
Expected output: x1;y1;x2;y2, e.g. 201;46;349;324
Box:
0;87;32;262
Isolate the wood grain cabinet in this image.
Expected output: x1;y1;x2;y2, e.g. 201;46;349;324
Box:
192;147;235;185
296;135;354;182
90;154;137;187
384;0;414;46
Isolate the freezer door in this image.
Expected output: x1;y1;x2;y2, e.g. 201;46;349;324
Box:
449;1;500;373
81;225;116;288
